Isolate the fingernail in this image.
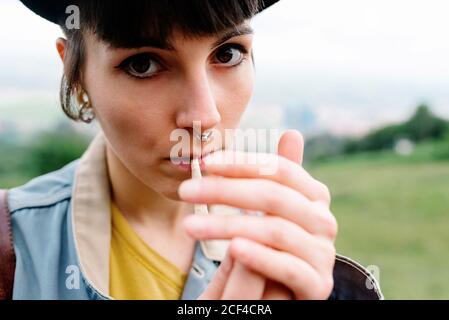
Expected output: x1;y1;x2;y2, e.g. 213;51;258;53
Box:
178;179;201;198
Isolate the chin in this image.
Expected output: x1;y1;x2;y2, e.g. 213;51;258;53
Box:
154;179;185;201
160;189;183;201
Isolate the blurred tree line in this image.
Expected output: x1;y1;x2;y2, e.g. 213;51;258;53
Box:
343;104;448;153
0;122;90;187
305;104;449;163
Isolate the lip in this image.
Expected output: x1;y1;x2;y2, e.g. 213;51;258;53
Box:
164;153;211;172
164;148;219;162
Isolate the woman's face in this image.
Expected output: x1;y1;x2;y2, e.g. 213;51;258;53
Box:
81;22;255;199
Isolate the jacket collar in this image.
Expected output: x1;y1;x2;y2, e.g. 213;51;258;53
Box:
71;131;112;297
70;131;224;299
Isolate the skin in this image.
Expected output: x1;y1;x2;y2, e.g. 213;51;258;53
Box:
56;20;338;300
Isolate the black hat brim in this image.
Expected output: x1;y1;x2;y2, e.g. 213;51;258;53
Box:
19;0;279;25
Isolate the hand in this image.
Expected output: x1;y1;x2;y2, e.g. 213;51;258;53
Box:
198;251;265;300
179;130;337;300
198;250;293;300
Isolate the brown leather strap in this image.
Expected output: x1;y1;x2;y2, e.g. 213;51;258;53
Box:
0;189;15;300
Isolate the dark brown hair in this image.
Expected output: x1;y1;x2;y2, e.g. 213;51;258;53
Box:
59;0;262;121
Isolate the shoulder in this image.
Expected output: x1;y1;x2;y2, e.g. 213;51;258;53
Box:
329;254;384;300
7;159;80;214
7;159;80;262
4;159;90;299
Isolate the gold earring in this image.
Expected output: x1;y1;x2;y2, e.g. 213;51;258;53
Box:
77;88;95;124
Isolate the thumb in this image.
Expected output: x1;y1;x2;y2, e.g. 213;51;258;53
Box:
221;262;266;300
277;130;304;165
198;250;233;300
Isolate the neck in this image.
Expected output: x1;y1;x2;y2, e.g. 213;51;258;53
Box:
106;146;190;230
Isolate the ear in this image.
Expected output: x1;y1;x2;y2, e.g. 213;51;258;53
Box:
56;37;67;62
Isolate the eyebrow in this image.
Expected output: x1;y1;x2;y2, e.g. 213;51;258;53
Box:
108;24;254;51
107;39;176;51
210;25;254;49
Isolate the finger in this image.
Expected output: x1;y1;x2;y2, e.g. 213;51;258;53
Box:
277;130;304;165
198;250;234;300
203;151;330;204
222;262;266;300
262;281;295;300
183;214;336;271
179;177;337;239
230;238;334;300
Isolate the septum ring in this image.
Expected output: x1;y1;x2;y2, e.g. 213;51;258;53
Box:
195;130;213;142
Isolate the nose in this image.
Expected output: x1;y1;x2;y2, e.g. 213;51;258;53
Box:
175;69;221;133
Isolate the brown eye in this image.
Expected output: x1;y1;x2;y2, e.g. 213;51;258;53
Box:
214;44;246;66
130;55;152;73
118;53;161;79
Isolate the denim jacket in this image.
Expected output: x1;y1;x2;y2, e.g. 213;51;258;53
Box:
7;132;383;300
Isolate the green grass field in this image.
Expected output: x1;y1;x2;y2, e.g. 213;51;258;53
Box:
308;153;449;299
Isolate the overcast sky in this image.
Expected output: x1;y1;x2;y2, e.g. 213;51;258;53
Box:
1;0;449;135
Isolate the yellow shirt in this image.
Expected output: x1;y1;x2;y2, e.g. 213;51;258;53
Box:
109;201;187;300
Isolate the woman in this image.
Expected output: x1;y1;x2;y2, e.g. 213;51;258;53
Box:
0;0;382;300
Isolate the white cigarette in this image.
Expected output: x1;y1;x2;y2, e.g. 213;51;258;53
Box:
191;157;230;261
191;157;208;217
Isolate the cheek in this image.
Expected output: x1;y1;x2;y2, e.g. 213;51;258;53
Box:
84;67;172;157
217;63;255;125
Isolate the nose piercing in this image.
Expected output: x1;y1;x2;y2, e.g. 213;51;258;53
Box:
195;130;212;142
